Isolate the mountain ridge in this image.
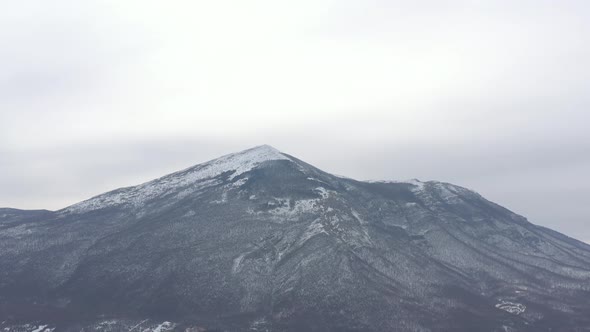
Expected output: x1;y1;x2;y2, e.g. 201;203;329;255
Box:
1;145;589;331
61;145;483;216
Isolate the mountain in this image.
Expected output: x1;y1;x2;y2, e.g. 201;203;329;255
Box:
1;145;589;332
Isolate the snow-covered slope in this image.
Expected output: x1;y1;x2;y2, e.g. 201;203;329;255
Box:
1;145;590;332
64;145;291;213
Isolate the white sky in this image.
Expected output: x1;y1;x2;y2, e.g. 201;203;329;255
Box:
1;0;589;243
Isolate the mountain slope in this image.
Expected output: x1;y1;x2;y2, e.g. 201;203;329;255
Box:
1;145;589;331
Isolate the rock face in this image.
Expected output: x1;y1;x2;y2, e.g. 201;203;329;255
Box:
1;145;590;331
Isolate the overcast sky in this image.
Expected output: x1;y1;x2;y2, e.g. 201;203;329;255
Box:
1;1;589;243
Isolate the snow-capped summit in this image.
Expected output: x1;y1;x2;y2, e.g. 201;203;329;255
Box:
64;145;291;213
202;144;291;179
234;144;284;157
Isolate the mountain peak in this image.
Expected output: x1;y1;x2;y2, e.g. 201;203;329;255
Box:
64;145;291;213
249;144;279;151
228;144;286;161
206;144;290;176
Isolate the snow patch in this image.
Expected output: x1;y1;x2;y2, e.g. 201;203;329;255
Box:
300;219;329;243
149;321;174;332
496;301;526;315
257;198;321;218
232;177;249;188
351;209;367;225
31;326;52;332
232;253;246;273
97;320;117;326
314;187;329;199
